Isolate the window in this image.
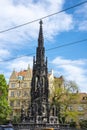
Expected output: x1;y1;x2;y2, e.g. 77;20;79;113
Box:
16;100;20;107
17;91;21;97
18;76;24;80
23;91;28;97
78;106;83;111
79;116;84;120
11;91;15;97
10;101;14;107
83;96;87;100
11;83;15;88
24;83;27;87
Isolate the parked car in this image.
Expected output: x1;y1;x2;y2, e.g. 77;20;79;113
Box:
0;125;14;130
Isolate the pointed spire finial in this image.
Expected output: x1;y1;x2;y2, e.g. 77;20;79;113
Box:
38;20;44;47
39;19;43;25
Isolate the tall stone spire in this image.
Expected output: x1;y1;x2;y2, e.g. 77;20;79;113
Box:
38;20;44;47
36;20;45;66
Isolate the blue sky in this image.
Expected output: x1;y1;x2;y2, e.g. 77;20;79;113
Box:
0;0;87;92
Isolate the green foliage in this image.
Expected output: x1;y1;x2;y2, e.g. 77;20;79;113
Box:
51;78;80;124
0;74;11;124
12;115;20;123
79;120;87;129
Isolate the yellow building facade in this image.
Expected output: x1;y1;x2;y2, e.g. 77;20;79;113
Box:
8;65;32;119
67;93;87;122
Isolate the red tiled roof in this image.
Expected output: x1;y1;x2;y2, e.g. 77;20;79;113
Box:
16;70;27;77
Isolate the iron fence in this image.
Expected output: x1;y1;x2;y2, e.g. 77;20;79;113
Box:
13;123;87;130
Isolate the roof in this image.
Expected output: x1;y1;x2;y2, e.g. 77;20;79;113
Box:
54;76;64;80
16;70;27;77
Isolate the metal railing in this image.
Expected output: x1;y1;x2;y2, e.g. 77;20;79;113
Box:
13;123;87;130
13;123;68;130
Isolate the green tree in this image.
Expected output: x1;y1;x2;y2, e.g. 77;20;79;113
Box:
0;74;11;124
51;78;80;124
13;115;20;123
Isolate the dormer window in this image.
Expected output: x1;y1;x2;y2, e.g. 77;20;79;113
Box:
18;76;24;80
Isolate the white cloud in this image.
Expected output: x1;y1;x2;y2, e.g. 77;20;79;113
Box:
52;56;87;92
7;56;33;71
0;49;10;59
78;20;87;31
0;0;73;46
0;0;74;79
74;4;87;31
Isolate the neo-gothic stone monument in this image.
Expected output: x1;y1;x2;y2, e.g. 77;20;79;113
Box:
21;20;58;124
30;20;49;123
